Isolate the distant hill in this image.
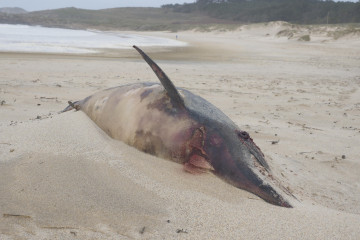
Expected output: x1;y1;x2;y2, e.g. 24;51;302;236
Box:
0;1;359;32
0;7;236;31
163;0;360;24
0;7;27;14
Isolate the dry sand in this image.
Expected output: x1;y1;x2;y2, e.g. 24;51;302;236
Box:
1;23;360;239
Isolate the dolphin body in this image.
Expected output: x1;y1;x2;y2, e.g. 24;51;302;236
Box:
63;46;293;207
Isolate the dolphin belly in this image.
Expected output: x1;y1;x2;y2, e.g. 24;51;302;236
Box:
78;83;196;162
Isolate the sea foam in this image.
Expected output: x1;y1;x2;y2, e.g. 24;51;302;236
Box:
0;24;186;54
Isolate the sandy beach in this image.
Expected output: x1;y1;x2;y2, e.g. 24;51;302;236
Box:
1;23;360;239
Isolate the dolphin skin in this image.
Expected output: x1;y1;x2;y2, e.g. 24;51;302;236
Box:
63;45;293;208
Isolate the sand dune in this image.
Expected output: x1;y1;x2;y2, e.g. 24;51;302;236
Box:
1;23;360;239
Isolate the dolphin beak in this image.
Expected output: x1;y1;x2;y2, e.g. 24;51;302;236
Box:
213;143;293;208
221;165;293;207
249;181;293;208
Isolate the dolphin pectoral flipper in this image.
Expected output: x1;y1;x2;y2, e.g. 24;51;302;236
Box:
184;154;214;174
133;45;185;108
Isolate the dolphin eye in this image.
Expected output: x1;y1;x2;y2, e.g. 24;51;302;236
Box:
237;130;249;140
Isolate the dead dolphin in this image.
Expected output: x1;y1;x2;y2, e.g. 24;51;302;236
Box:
63;45;293;207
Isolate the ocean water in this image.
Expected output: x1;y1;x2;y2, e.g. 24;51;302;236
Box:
0;24;187;54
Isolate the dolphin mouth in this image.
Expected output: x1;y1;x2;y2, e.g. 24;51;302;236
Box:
216;166;293;207
250;154;293;207
253;183;293;208
248;154;293;207
230;172;293;208
217;152;293;208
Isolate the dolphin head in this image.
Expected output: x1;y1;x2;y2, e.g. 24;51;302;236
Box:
201;121;292;208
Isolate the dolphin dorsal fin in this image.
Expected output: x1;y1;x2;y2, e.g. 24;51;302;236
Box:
133;45;185;108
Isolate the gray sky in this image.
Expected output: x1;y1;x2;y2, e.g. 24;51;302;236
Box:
0;0;195;11
0;0;357;12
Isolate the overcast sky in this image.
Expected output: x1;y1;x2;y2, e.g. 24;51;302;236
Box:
0;0;356;12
